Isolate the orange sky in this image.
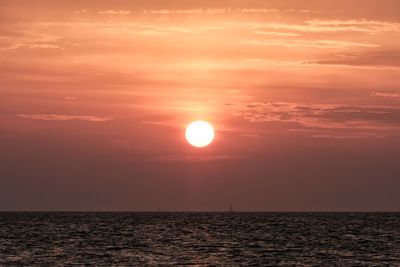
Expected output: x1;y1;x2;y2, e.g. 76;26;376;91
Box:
1;0;399;211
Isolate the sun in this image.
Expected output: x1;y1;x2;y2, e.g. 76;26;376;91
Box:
185;121;215;148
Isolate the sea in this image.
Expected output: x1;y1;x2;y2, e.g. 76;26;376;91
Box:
0;212;399;266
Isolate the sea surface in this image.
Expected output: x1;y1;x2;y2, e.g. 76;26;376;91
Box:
0;212;399;266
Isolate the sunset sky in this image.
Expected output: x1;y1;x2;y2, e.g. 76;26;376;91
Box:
1;0;399;211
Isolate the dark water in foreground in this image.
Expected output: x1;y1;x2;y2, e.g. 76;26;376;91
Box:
0;212;399;266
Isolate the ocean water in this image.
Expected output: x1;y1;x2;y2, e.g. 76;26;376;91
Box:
0;212;399;266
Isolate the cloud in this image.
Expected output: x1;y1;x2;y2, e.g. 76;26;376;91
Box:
371;92;399;98
75;9;87;14
141;121;177;127
98;23;219;36
229;19;400;34
305;50;400;68
17;114;112;122
243;39;379;49
157;154;243;162
98;10;131;15
241;9;311;14
240;133;261;138
235;102;400;135
144;9;226;15
305;19;400;33
138;8;311;15
310;132;384;139
0;32;62;50
253;31;300;37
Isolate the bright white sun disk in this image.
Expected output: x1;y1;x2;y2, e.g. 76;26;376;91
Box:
185;121;215;148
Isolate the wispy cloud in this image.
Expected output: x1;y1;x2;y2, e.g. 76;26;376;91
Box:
305;50;400;68
138;8;311;15
157;154;243;162
141;121;177;127
242;39;379;49
310;132;384;139
305;19;400;33
248;19;400;34
0;32;61;50
17;114;112;122
98;10;131;15
240;133;261;138
234;102;400;136
75;9;87;14
63;96;77;101
99;24;196;36
371;92;399;98
253;31;300;37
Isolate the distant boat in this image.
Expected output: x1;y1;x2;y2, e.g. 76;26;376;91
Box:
228;204;234;213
